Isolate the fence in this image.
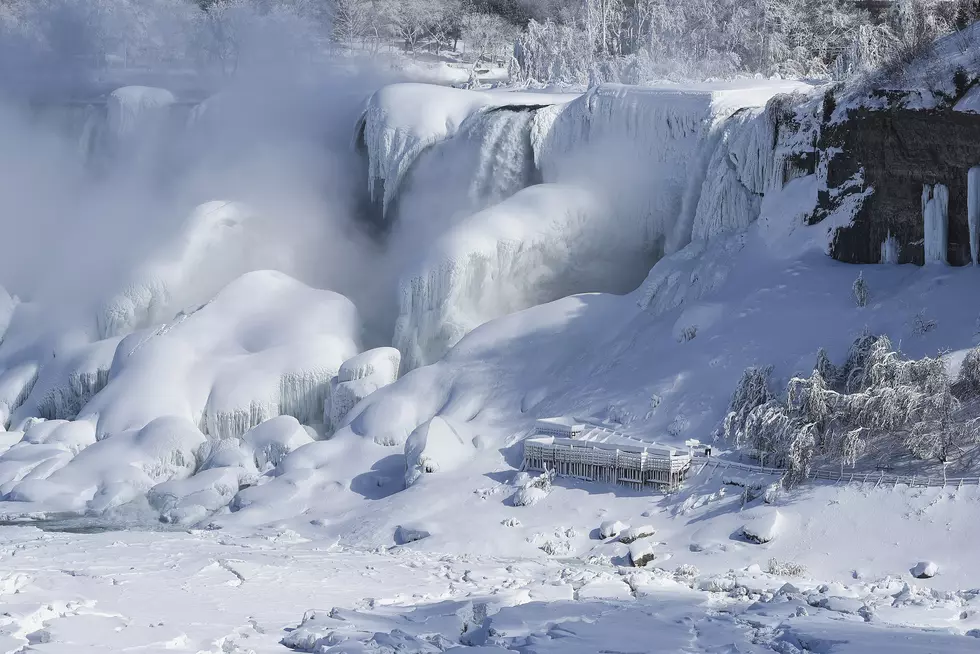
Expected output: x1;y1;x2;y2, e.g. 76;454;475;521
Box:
693;455;980;489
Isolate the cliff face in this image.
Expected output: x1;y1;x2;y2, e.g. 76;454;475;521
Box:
814;90;980;266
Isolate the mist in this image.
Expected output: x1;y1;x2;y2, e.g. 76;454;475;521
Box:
0;0;399;350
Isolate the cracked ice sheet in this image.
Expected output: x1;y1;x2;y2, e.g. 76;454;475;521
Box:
0;528;977;654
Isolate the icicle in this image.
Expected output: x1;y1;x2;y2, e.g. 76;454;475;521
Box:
969;168;980;265
922;184;948;264
880;232;900;264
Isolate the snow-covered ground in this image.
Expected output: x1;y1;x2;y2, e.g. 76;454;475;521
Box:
4;58;980;652
1;517;979;653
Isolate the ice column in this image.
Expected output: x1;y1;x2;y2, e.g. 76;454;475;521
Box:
880;231;900;264
922;184;948;264
969;168;980;265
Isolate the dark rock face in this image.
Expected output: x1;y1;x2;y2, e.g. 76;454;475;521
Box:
814;97;980;266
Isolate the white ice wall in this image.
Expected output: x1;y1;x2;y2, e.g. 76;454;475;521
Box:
922;183;949;264
969;167;980;265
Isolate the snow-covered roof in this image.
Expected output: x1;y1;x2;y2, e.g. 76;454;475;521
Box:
527;429;682;458
534;416;584;431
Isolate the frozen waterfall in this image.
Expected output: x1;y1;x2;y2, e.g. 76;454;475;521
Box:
367;82;810;369
922;183;949;264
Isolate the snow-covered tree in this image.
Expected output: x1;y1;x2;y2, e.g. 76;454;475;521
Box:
852;271;869;307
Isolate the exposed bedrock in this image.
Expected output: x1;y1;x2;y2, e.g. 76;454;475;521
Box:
817;103;980;266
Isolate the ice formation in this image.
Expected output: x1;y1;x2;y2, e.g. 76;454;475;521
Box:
394;183;656;368
377;82;808;369
881;232;900;264
922;184;949;264
3;416;204;513
355;83;571;219
8;338;119;425
98;201;285;339
325;347;401;433
84;270;360;440
969;167;980;264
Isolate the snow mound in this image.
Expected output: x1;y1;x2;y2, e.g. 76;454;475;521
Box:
740;509;783;544
148;467;243;525
98;201;289;339
911;561;939;579
84;270;360;440
404;416;474;487
3;416;204;513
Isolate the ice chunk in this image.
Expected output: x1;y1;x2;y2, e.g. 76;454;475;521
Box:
394;524;431;544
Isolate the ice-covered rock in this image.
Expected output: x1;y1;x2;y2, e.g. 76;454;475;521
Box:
512;471;553;507
148;467;244;525
9;337;118;425
404;416;474;486
354;83;571;219
325;348;401;432
242;416;314;471
619;525;655;544
84;270;360;441
599;520;629;539
629;540;656;567
740;509;783;544
911;561;939;579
